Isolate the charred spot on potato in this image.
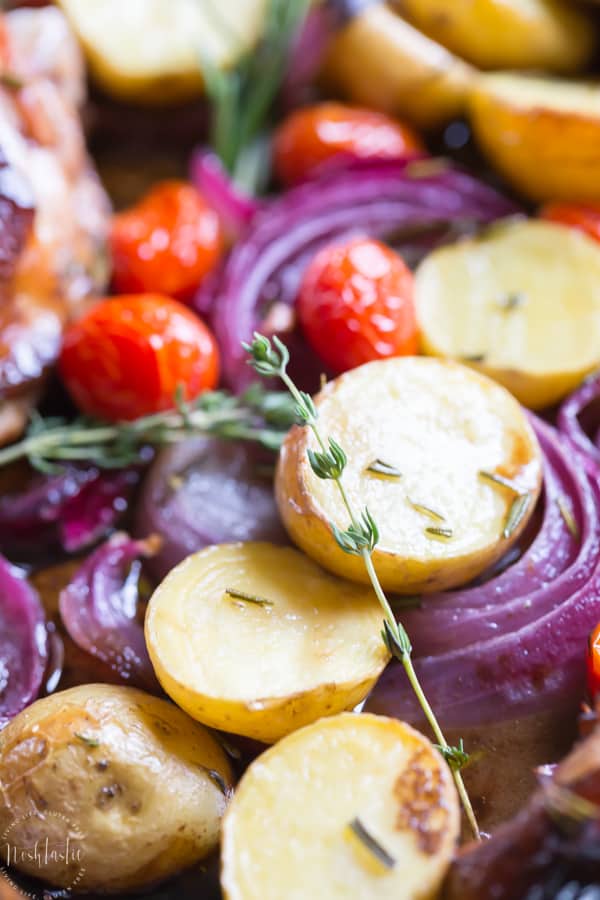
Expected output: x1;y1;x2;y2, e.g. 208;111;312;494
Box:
393;747;449;854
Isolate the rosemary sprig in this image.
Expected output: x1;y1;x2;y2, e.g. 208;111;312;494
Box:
347;818;396;870
202;0;310;188
224;588;273;608
366;459;402;479
243;332;480;841
0;386;297;473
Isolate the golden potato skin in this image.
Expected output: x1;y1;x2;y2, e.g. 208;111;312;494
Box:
321;4;473;129
393;0;595;73
0;685;233;894
276;358;541;594
416;219;600;409
469;74;600;203
146;543;388;743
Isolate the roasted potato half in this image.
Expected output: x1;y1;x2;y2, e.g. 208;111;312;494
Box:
416;219;600;409
0;684;233;894
321;3;473;129
56;0;265;105
392;0;595;73
469;73;600;203
145;542;388;743
276;357;542;594
221;713;460;900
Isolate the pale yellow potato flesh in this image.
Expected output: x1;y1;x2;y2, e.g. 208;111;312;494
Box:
416;219;600;409
469;73;600;203
0;684;233;894
320;4;474;129
145;543;389;743
56;0;265;104
221;713;460;900
276;357;542;593
392;0;595;73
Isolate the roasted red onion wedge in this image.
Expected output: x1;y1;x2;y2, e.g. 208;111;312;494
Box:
136;437;286;580
58;533;160;693
444;712;600;899
367;417;600;728
197;158;519;391
0;464;140;557
559;371;600;477
0;554;47;727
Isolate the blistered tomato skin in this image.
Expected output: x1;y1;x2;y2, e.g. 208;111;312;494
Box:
273;102;423;186
60;293;219;421
110;180;223;302
587;622;600;700
541;202;600;245
297;237;418;374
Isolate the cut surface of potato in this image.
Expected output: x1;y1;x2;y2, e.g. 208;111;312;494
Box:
221;713;459;900
276;357;542;593
416;219;600;409
145;543;388;743
0;684;233;894
320;3;473;129
56;0;265;104
392;0;594;73
469;73;600;203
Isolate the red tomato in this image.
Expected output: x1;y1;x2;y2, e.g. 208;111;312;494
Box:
587;622;600;700
297;237;418;374
110;181;223;302
60;294;219;421
541;202;600;245
273;102;424;186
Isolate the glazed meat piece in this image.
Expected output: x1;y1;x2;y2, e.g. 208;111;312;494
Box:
444;711;600;899
0;6;110;443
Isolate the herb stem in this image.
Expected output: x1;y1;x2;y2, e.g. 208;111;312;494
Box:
0;388;297;472
245;333;480;841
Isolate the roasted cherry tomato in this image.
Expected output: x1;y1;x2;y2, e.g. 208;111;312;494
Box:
273;102;424;186
541;202;600;245
297;237;418;374
587;622;600;700
110;181;223;302
60;294;219;421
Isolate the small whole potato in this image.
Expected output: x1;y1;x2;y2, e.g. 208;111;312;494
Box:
0;684;233;894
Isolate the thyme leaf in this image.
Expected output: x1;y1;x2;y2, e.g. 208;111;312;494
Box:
434;739;471;772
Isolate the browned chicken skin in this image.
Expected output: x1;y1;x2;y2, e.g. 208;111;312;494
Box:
0;6;110;444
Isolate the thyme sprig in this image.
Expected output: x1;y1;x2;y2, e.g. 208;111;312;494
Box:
243;332;480;841
203;0;310;189
0;386;297;473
